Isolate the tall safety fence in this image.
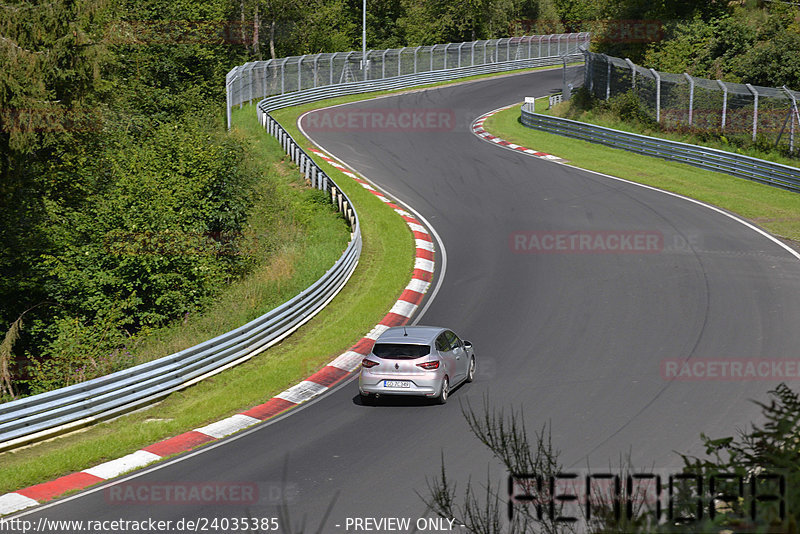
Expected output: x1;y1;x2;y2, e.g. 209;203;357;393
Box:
227;33;590;128
584;51;800;155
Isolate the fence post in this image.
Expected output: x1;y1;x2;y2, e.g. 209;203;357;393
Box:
280;58;286;94
547;34;553;57
582;49;592;92
237;66;244;109
471;41;476;66
649;68;661;123
398;47;406;76
261;62;268;99
431;45;435;71
746;83;759;142
507;38;511;62
684;73;694;127
605;54;611;100
458;42;465;68
528;35;532;59
716;80;728;130
783;86;798;153
381;49;388;79
246;64;253;105
538;35;544;58
444;43;449;70
226;70;234;129
625;58;636;91
297;57;303;91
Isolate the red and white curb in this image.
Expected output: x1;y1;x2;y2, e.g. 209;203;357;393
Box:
471;104;566;162
0;150;436;518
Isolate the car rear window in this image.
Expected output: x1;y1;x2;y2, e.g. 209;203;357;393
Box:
372;343;431;359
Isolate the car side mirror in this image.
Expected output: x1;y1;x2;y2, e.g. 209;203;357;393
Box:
463;341;472;349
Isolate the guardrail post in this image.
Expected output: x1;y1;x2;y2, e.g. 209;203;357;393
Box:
684;73;695;127
746;83;759;142
716;80;728;130
650;68;661;123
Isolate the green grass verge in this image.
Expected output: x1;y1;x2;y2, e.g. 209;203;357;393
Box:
485;102;800;241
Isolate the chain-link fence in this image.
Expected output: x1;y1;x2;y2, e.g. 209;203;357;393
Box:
227;33;590;127
583;51;800;155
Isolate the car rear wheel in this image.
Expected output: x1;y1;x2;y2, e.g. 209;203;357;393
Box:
437;377;449;404
466;356;475;383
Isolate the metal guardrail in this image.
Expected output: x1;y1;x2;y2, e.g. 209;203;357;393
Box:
520;104;800;193
0;39;582;453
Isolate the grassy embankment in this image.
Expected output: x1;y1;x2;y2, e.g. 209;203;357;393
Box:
485;97;800;241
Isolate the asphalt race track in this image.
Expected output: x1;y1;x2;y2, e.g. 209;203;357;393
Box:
14;68;800;532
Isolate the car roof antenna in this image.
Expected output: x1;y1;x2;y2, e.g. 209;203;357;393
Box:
403;327;408;336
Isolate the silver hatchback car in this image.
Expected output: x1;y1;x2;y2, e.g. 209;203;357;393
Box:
358;326;475;404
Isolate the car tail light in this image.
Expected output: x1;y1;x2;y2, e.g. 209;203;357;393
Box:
361;359;379;369
416;360;440;370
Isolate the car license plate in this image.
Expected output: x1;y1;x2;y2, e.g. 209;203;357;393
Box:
384;380;411;388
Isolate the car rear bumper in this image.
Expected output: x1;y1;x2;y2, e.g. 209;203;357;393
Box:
359;375;442;397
